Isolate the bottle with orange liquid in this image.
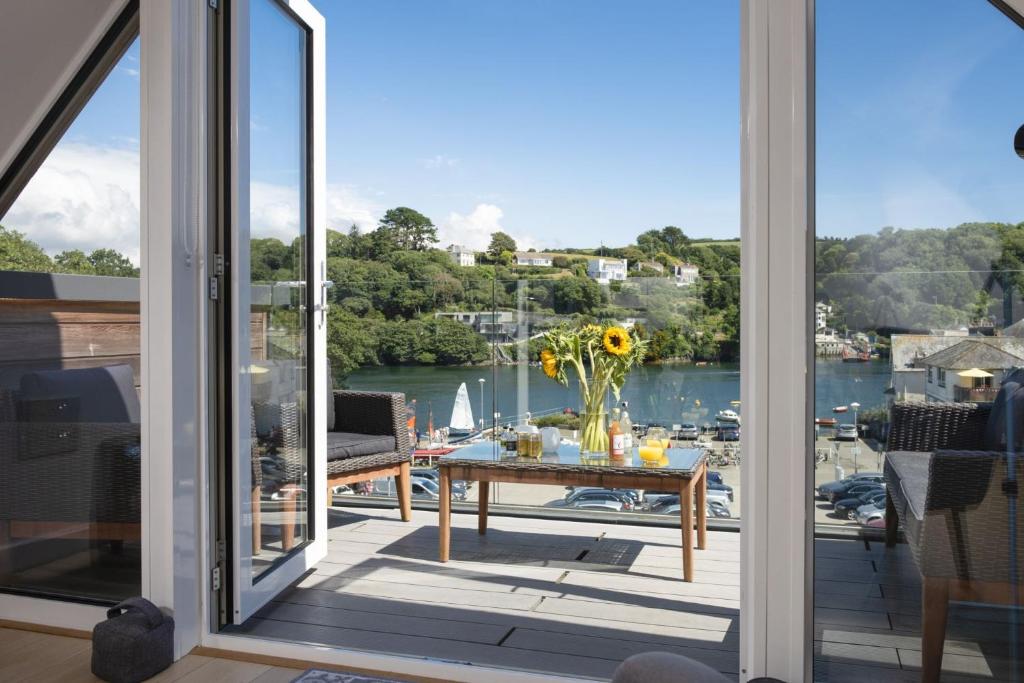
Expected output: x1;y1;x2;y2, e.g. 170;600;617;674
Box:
608;408;625;459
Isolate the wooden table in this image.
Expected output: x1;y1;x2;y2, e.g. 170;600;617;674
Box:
436;443;707;581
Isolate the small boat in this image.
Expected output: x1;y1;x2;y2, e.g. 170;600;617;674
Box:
448;382;476;438
716;409;741;424
832;405;848;414
842;347;871;362
815;417;838;427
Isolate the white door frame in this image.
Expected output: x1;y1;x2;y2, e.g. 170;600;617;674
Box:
739;0;814;680
227;0;328;624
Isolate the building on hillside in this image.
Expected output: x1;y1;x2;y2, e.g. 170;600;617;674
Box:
434;311;517;342
920;339;1024;403
514;251;556;267
815;302;832;332
674;263;700;286
447;244;475;267
587;257;628;284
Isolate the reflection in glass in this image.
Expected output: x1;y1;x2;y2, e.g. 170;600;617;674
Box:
0;38;141;602
814;2;1024;679
249;0;309;578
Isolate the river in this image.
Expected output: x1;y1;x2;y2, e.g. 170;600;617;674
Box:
343;359;890;430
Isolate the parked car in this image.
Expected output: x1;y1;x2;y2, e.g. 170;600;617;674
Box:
863;517;887;529
649;492;731;513
834;490;887;519
828;482;883;505
835;423;858;441
565;487;640;505
574;501;625;513
658;501;732;518
717;424;740;441
410;478;439;500
411;468;470;494
707;470;724;486
815;472;883;499
707;480;734;502
678;423;699;439
856;507;885;525
568;490;635;511
412;476;466;502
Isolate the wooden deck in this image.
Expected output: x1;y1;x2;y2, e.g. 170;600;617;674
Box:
231;506;1020;681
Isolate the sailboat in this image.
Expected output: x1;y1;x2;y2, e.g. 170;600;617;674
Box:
448;382;476;438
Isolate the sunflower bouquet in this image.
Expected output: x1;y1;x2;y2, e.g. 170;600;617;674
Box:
539;323;647;454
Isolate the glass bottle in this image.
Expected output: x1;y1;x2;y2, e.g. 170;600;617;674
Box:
620;402;633;451
608;408;625;459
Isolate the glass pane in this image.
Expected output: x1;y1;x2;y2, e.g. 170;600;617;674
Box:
249;0;309;578
0;38;141;602
814;2;1024;679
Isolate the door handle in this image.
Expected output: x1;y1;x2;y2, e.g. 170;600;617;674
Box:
315;280;334;325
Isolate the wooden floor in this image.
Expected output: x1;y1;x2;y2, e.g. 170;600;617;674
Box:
0;627;303;683
232;506;1021;682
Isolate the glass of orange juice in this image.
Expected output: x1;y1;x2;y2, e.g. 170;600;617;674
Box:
638;434;665;462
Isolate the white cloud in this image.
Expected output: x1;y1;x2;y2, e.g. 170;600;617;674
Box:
421;154;459;170
440;203;535;252
119;66;140;79
250;182;382;240
2;143;141;264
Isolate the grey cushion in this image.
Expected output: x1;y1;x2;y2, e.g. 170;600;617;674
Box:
983;366;1024;450
612;652;730;683
884;450;930;549
326;431;396;462
19;364;140;424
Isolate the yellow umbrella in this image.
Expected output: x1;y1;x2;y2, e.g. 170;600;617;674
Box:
957;368;993;378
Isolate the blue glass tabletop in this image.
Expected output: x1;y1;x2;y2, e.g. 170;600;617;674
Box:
437;441;705;474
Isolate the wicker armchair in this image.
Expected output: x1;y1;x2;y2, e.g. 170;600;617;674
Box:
0;365;142;579
884;401;1023;682
325;390;412;517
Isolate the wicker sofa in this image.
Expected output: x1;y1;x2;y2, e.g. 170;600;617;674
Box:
884;399;1024;682
0;365;142;578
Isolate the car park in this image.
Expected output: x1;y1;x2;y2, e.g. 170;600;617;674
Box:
574;501;625;513
828;482;883;504
568;490;635;511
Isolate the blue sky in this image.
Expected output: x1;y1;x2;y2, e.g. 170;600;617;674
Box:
5;0;1024;258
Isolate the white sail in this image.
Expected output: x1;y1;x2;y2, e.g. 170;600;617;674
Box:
449;382;475;431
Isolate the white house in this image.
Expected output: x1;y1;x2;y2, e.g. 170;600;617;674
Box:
815;301;831;332
674;263;700;286
514;251;555;267
920;339;1024;403
587;257;628;283
447;244;475;267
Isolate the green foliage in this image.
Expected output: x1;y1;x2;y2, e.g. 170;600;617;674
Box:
533;413;580;430
377;207;438;251
87;248;139;277
487;231;516;259
0;225;54;272
553;276;604;314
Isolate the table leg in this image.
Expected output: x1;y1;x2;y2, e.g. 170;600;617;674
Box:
478;480;489;535
439;468;451;562
680;478;694;582
695;465;707;550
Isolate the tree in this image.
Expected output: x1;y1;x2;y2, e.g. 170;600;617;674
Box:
54;249;96;275
377;207;437;251
553;276;604;314
0;225;53;272
487;231;517;259
88;248;139;277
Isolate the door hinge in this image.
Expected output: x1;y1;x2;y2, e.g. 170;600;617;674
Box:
208;276;219;301
213;254;225;276
211;566;222;591
216;539;226;563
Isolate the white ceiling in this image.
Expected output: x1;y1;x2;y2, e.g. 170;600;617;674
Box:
0;0;128;180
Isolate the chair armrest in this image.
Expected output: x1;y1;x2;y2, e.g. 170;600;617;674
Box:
332;390;409;454
887;401;990;452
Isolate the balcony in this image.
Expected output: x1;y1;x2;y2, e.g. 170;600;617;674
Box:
953;385;1000;403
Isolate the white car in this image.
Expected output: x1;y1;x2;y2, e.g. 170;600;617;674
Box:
856;506;885;525
835;423;858;441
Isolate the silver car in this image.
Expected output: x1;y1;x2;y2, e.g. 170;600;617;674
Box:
677;423;699;439
835;423;858;441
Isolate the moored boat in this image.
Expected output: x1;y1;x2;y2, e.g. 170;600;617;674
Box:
448;382;476;438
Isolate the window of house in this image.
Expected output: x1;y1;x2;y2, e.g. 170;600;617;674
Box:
938;368;946;388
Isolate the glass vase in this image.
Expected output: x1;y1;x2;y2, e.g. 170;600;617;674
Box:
578;411;609;455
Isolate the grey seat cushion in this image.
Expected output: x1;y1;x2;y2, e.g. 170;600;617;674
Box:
327;431;396;462
19;364;140;424
884;450;930;549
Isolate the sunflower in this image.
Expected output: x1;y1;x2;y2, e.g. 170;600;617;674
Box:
602;326;631;356
540;348;559;378
581;324;602;338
